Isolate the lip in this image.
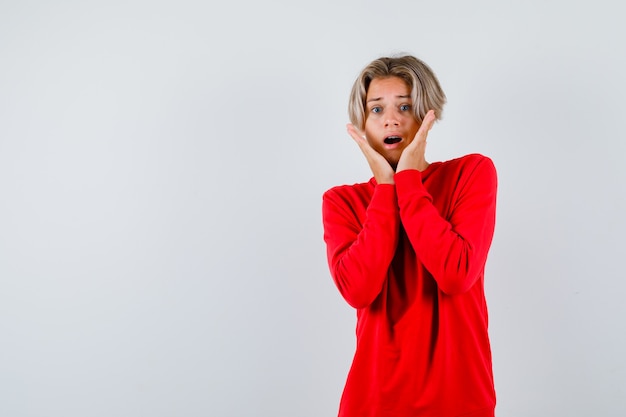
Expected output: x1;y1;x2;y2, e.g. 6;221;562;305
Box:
383;141;403;150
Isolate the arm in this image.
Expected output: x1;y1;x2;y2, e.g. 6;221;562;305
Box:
322;185;399;308
395;157;497;295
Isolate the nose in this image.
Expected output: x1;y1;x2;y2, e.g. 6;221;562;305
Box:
384;109;400;127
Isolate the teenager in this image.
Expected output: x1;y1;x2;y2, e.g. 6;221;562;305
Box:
322;55;498;417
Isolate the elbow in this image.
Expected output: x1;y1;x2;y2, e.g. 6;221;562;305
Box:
436;246;485;295
344;290;379;310
332;264;382;309
437;275;476;295
436;266;483;295
334;277;380;309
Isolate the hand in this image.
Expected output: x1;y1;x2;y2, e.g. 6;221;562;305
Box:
396;110;437;173
347;124;395;184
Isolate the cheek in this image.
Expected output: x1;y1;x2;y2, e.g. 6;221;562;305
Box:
363;126;374;141
364;120;378;137
404;125;419;141
364;130;380;150
365;134;381;151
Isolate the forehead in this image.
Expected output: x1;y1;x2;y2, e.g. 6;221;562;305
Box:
366;76;411;99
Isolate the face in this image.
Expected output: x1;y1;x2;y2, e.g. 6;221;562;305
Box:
363;76;420;169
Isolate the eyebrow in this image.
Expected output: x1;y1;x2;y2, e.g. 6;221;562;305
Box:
366;94;412;103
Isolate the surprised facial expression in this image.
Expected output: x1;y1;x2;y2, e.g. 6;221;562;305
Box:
364;76;421;169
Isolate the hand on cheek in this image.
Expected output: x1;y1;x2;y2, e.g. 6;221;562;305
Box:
347;124;395;185
396;110;437;173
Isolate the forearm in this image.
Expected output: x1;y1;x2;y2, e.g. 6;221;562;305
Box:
395;160;497;295
323;184;399;308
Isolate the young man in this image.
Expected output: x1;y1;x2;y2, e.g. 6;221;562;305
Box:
322;55;498;417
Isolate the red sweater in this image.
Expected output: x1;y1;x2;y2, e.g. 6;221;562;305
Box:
322;154;497;417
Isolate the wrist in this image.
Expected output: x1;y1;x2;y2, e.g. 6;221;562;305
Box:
375;175;395;185
397;160;429;173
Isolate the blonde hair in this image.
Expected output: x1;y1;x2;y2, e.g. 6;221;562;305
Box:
348;55;447;130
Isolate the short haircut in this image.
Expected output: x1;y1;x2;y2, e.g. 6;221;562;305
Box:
348;55;447;130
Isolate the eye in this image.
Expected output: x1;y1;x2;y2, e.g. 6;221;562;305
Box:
371;106;382;114
400;104;411;111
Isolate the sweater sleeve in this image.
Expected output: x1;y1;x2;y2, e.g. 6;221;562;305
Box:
394;157;497;295
322;184;400;309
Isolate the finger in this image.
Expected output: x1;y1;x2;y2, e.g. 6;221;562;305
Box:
346;124;372;152
417;110;437;137
346;124;366;143
347;123;388;164
409;110;437;146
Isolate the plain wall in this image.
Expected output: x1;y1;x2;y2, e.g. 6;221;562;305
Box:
1;1;625;416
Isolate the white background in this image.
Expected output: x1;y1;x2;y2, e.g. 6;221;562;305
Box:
1;1;625;416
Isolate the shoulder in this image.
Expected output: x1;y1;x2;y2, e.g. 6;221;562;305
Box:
426;154;497;196
445;153;495;169
438;153;497;179
323;179;374;201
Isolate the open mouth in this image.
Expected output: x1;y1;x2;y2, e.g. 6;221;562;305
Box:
384;136;402;144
